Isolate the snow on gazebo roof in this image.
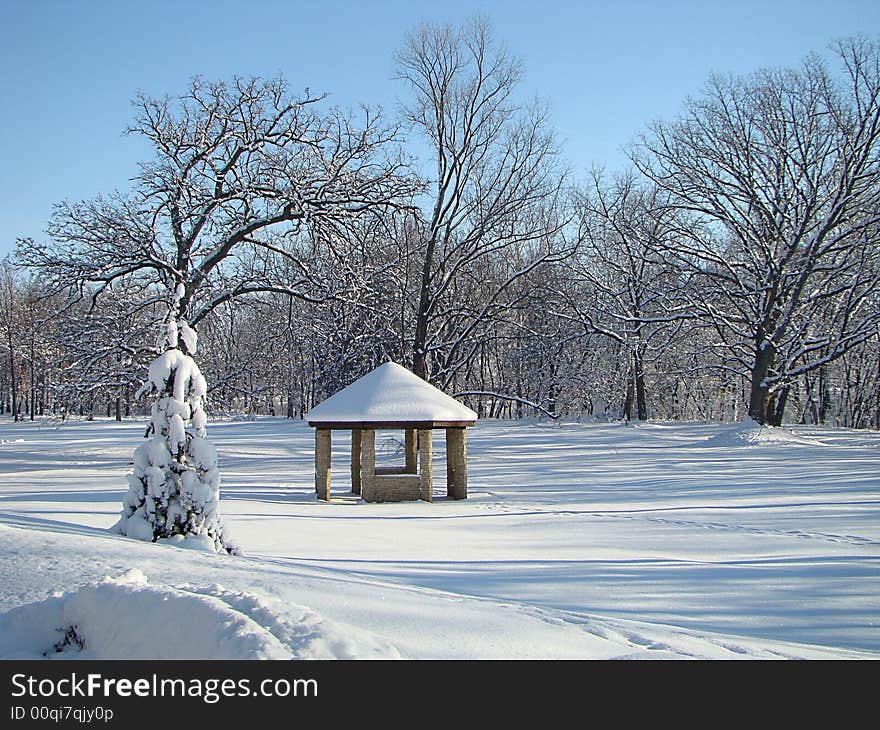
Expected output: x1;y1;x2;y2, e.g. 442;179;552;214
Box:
306;361;478;427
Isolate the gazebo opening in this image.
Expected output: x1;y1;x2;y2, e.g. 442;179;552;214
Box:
374;431;410;471
305;362;477;503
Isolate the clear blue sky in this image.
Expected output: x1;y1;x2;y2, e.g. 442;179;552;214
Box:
1;0;878;256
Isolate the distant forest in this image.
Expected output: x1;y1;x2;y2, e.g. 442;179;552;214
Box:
2;20;879;429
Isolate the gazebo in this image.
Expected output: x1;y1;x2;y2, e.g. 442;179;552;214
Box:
305;362;477;503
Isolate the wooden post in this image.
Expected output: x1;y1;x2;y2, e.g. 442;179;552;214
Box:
315;428;331;501
418;428;433;502
361;428;375;502
405;428;417;473
351;428;362;494
446;427;468;499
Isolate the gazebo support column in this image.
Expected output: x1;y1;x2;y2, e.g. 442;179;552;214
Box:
315;428;332;501
351;428;362;494
360;429;376;502
405;429;418;473
418;428;433;502
446;427;468;499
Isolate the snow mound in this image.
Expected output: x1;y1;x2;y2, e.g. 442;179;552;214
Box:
699;419;825;447
0;569;399;660
181;583;400;660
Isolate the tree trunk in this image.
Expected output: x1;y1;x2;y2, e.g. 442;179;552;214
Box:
821;369;833;425
875;352;880;431
7;332;18;423
634;350;647;421
299;347;306;419
39;369;46;416
286;385;295;419
875;386;879;431
624;374;634;421
412;310;429;381
768;385;790;427
748;343;775;424
29;336;36;421
412;226;437;382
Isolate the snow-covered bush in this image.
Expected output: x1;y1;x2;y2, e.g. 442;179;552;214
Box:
112;310;237;554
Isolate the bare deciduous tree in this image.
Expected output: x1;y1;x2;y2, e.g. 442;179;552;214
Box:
558;171;693;421
634;38;880;425
15;75;416;551
395;16;572;386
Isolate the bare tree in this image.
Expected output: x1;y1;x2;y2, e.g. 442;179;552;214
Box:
395;16;572;386
16;75;415;551
47;281;159;420
634;38;880;425
557;171;693;420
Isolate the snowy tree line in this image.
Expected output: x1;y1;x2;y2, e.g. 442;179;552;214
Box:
2;21;880;430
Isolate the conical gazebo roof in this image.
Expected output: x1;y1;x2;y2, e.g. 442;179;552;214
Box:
306;361;477;428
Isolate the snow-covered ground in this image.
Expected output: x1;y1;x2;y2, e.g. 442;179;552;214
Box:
0;415;878;660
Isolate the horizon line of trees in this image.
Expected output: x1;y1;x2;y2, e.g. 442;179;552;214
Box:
1;20;879;431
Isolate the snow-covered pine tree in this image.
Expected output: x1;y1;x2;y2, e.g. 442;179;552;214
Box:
112;286;236;554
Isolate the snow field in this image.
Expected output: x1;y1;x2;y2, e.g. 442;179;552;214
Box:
0;416;878;659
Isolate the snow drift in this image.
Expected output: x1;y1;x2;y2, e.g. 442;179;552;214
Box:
697;418;825;447
0;568;399;660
